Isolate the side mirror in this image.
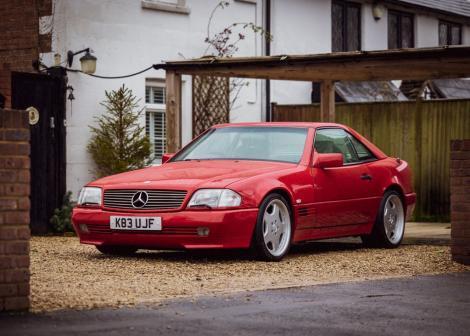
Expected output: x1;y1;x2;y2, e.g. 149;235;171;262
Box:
162;153;175;164
314;153;343;169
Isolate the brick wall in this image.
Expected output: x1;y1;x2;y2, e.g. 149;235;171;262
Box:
450;140;470;265
0;0;52;107
0;108;30;311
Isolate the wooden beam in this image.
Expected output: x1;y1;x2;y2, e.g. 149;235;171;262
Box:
165;71;182;153
320;80;335;122
168;57;470;81
161;47;470;82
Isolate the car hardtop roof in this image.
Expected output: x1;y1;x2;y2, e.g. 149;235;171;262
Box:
213;122;344;129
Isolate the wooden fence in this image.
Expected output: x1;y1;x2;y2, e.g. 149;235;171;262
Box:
273;99;470;221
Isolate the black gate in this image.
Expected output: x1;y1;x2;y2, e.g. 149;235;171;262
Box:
11;71;67;234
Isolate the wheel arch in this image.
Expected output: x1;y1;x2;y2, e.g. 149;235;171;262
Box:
266;187;294;209
384;183;407;214
384;183;404;197
264;187;297;228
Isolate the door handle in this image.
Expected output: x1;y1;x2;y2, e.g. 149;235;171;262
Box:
360;174;372;181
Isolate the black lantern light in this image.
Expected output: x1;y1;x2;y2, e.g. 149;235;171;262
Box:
67;48;97;74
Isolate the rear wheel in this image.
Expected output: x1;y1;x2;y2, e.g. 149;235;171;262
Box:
96;245;137;256
253;193;292;261
361;190;405;248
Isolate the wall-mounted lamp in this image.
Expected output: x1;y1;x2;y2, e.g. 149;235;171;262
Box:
372;3;385;20
67;48;97;74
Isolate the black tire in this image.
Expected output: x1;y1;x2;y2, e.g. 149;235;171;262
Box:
253;193;293;261
96;245;138;256
361;190;405;248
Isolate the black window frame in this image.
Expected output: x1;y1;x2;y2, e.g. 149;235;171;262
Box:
388;9;415;49
313;127;377;166
331;0;362;52
438;20;462;46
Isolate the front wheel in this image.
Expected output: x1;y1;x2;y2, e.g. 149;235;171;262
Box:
361;190;406;248
96;245;137;256
253;193;292;261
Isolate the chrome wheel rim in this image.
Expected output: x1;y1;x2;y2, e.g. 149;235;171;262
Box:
263;199;291;257
383;195;405;244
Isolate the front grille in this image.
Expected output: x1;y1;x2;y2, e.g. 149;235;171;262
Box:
103;189;187;210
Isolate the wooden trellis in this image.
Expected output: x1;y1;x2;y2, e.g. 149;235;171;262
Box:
192;75;229;137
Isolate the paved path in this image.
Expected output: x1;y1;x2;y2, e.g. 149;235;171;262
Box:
1;272;469;336
319;221;451;245
404;222;450;244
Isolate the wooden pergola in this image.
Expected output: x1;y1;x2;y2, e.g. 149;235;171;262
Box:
157;46;470;152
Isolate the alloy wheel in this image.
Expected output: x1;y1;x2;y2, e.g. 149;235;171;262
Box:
262;199;291;257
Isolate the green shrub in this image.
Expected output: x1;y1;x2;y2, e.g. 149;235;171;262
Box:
87;85;151;177
50;191;75;233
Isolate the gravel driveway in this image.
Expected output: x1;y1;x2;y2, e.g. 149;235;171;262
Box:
30;237;469;312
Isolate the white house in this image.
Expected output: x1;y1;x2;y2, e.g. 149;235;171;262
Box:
39;0;470;198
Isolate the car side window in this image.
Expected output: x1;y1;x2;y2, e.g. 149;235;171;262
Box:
348;134;376;161
314;129;359;164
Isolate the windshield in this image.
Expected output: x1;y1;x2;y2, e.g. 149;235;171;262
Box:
172;127;308;164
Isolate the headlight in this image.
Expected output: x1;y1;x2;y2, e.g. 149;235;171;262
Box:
188;189;241;208
77;187;102;206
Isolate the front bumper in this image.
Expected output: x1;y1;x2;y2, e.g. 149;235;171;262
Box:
72;207;258;250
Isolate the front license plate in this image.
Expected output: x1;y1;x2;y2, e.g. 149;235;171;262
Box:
110;216;162;231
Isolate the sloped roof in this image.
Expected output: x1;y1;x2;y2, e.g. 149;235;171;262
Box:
431;79;470;98
395;0;470;18
335;81;408;103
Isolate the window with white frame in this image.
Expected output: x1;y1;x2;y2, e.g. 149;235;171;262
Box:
145;80;166;162
141;0;190;14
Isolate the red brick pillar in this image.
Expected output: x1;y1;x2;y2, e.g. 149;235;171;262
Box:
0;109;30;311
450;140;470;265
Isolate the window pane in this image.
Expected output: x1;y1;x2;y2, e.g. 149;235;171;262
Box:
439;22;448;46
152;87;165;104
314;129;359;164
401;15;413;48
346;4;360;51
145;86;151;104
332;2;344;52
173;127;308;164
451;25;461;45
146;111;166;159
388;12;398;49
349;135;375;161
145;111;150;137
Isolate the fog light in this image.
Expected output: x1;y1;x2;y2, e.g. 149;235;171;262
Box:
197;227;210;237
79;224;89;233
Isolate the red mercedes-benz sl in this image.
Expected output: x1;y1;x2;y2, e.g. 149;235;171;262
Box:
72;122;416;261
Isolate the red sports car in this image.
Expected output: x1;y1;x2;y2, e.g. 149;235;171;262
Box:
72;122;416;261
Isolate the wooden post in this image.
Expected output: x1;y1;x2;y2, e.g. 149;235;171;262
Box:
165;71;182;153
270;102;277;121
320;80;335;122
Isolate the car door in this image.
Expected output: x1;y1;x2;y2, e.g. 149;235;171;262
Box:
310;128;380;227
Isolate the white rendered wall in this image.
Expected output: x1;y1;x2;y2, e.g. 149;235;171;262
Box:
361;3;388;51
43;0;262;198
270;0;331;105
463;25;470;45
416;14;439;47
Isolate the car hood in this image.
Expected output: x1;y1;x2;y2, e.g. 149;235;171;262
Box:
90;160;297;190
